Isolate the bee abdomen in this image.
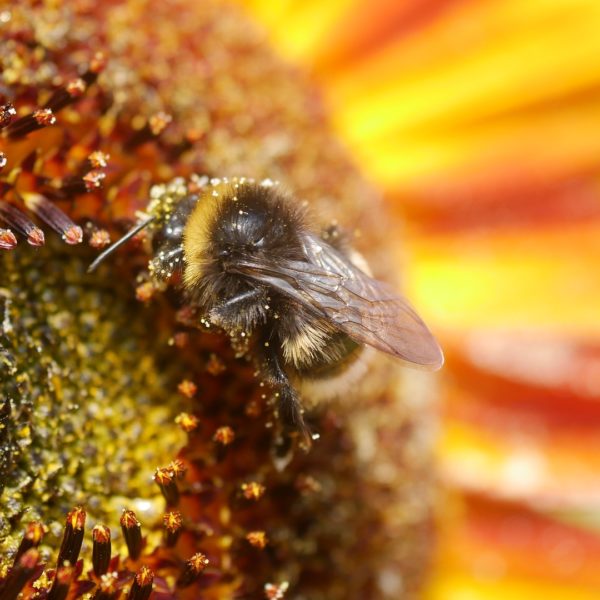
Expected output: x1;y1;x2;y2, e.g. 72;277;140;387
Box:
282;321;370;401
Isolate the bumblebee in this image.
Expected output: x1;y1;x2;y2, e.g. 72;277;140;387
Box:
90;176;443;441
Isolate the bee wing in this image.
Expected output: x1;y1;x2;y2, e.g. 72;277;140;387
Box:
235;233;444;370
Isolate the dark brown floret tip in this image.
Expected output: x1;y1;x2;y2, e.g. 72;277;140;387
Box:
177;379;198;398
175;412;199;432
89;229;111;248
154;467;180;506
92;524;111;543
206;353;226;375
83;170;106;191
64;225;84;245
44;78;88;112
128;566;153;600
241;482;266;501
70;506;88;529
66;78;87;97
92;525;112;577
120;510;143;561
27;227;45;247
34;108;56;126
23;522;46;542
149;112;173;136
163;510;183;547
163;510;183;531
88;151;110;169
57;507;86;568
89;51;107;75
120;508;141;528
246;531;268;549
135;282;156;303
168;459;187;479
213;426;235;445
264;582;289;599
177;553;209;588
0;228;17;250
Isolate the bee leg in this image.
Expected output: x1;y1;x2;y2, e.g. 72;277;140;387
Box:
259;338;312;449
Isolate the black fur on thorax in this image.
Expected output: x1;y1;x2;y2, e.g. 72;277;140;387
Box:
210;183;306;262
186;184;307;326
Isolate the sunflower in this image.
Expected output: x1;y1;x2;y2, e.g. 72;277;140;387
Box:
3;1;596;599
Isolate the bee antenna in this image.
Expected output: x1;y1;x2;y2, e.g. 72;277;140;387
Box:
88;216;155;273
